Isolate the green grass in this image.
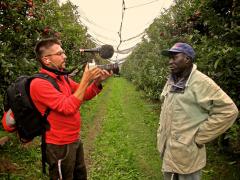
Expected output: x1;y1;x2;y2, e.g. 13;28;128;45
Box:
0;136;47;180
84;78;163;180
80;78;113;139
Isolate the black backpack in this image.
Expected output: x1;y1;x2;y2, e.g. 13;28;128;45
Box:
4;73;60;173
4;73;60;142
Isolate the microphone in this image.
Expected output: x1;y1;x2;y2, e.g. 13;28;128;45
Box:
80;45;114;59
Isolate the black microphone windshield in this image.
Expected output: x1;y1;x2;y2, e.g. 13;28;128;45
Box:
80;45;114;59
99;45;114;59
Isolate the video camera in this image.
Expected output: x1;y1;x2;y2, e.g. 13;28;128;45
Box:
88;60;119;75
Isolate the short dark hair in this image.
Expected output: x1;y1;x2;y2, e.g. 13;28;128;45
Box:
34;38;61;60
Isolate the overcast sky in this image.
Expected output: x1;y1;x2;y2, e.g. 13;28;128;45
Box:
60;0;174;62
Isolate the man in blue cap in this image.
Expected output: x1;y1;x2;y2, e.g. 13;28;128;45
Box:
157;42;238;180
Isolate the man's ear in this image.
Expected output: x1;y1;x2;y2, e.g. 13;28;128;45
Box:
185;56;192;64
41;56;50;65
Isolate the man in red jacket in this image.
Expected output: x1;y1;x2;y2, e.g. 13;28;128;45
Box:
31;38;112;179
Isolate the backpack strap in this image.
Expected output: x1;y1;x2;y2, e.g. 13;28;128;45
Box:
41;112;48;174
33;73;60;92
31;73;61;174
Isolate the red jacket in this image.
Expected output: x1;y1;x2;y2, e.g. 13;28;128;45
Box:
30;68;101;145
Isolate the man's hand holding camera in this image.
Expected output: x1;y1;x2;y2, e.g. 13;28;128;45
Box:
94;68;113;86
74;64;112;101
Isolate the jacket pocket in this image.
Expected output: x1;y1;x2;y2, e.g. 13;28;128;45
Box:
169;135;198;167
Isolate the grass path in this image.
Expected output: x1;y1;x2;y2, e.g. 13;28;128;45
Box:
81;77;162;180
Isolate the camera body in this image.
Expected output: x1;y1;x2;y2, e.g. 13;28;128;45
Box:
88;61;119;75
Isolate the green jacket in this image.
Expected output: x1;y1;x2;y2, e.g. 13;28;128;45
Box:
157;64;238;174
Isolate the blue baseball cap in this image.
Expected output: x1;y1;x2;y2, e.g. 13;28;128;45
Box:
161;42;195;60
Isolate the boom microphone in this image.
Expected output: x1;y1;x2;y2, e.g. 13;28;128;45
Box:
80;44;114;59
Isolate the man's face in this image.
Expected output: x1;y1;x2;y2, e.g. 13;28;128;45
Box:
42;44;67;69
168;52;189;75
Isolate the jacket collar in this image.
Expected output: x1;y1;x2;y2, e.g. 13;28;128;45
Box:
185;64;197;87
39;68;59;80
167;64;197;92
